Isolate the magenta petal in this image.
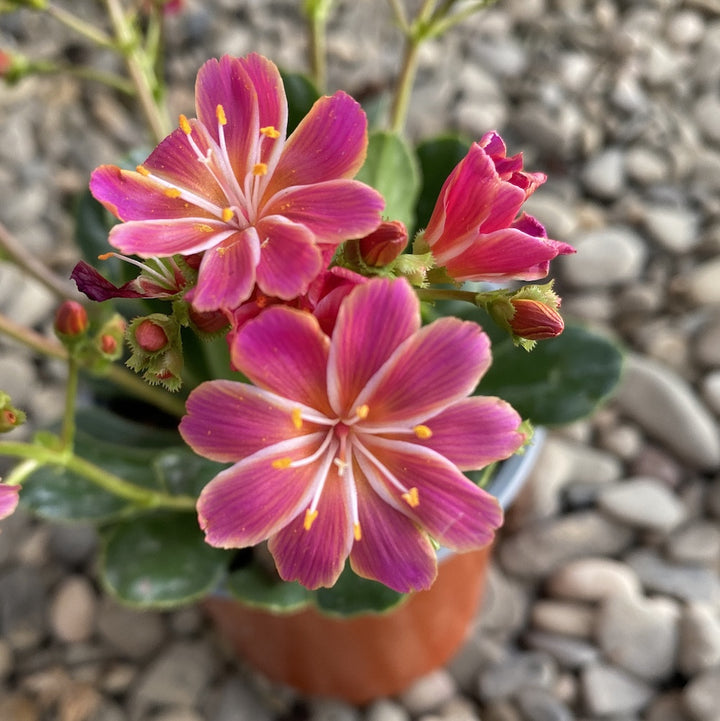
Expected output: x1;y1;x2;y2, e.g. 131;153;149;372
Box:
266;92;368;194
327;278;419;416
108;219;232;258
180;380;320;462
192;228;260;311
230;306;333;414
349;481;437;592
71;261;144;301
197;441;322;548
421;397;524;470
268;466;352;589
254;217;323;299
357;437;503;551
357;317;491;424
0;483;20;521
263;180;384;245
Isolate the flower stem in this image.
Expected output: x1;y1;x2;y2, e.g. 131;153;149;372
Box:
60;357;80;449
307;9;327;91
415;287;479;304
0;440;195;510
46;2;116;49
389;35;421;134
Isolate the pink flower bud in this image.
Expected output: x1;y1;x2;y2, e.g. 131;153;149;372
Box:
135;319;169;353
509;298;564;340
100;334;118;355
54;300;88;338
358;221;408;267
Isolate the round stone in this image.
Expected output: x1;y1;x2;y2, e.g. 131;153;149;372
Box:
49;575;97;643
547;558;642;602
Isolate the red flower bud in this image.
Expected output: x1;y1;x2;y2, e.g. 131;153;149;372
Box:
54;300;88;338
358;221;408;267
100;334;118;355
135;319;169;352
509;298;564;340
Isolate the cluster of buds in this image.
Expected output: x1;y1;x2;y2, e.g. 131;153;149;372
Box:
125;314;183;391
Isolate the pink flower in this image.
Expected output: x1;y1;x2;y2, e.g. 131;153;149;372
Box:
90;54;384;312
0;483;20;523
420;131;574;282
180;278;525;592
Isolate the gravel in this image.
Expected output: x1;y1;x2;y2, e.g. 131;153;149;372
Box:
2;0;720;719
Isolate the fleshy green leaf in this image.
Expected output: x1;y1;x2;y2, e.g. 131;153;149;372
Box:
478;323;624;426
356;130;420;230
226;565;313;613
100;512;227;608
281;70;321;134
315;565;406;616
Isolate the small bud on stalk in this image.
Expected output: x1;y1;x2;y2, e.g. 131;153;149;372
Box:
0;392;26;433
54;300;89;340
358;221;408;267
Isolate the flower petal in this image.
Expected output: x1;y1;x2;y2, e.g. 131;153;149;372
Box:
71;261;144;301
180;380;323;462
230;305;333;414
108;218;232;257
349;479;437;592
356;317;491;424
191;227;261;311
197;439;324;548
327;278;419;416
265;91;368;195
263;179;384;245
268;464;353;589
0;483;20;522
254;216;323;299
420;396;525;470
356;436;503;551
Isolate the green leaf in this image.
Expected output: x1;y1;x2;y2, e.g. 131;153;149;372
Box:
226;565;313;613
478;323;624;426
74;405;182;448
414;135;471;233
280;70;321;134
100;512;227;608
154;448;226;499
315;565;406;616
356;130;420;230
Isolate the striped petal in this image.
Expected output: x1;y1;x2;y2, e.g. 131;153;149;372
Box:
0;483;19;521
108;219;233;257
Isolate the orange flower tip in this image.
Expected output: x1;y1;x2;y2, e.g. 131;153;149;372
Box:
304;508;318;531
221;207;234;222
260;125;280;139
402;487;420;508
354;523;362;541
135;164;150;176
413;424;432;439
215;104;227;126
252;162;268;176
164;187;182;198
272;457;293;469
178;114;192;135
291;407;303;430
355;404;369;420
97;252;114;261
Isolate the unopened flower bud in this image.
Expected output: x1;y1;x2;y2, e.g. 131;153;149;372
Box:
0;392;26;433
96;314;126;361
134;319;169;353
126;314;184;391
358;221;408;267
509;298;564;340
54;300;89;339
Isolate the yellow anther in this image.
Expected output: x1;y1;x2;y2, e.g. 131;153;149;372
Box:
402;487;420;508
272;457;293;469
413;424;433;439
221;207;234;222
260;125;280;139
135;164;150;176
291;408;303;430
178;114;192;135
195;223;214;233
216;104;227;125
354;523;362;541
252;163;268;176
97;252;114;261
304;509;318;531
355;404;369;420
164;187;182;198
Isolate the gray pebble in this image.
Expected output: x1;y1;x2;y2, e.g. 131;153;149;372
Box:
666;521;720;566
365;699;410;721
477;652;557;702
683;668;720;721
678;602;720;676
96;597;166;659
580;663;655;716
547;558;641;602
49;575;97;643
581;148;626;200
530;600;595;639
523;631;600;670
515;686;574;721
398;669;457;717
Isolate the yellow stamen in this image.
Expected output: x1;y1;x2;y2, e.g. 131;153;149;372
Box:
355;404;369;420
413;424;433;439
164;187;182;199
252;163;268;176
402;487;420;507
291;408;303;430
354;523;362;541
195;223;214;233
304;509;318;531
272;457;293;469
216;104;227;125
221;207;234;222
135;164;150;176
97;252;114;261
178;114;192;135
260;125;280;139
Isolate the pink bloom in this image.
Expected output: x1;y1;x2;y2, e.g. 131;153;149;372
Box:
90;54;384;312
180;278;525;592
421;131;574;282
0;483;20;523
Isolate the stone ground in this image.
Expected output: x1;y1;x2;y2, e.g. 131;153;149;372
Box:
2;0;720;719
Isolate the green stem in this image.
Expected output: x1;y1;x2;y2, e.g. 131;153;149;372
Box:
386;0;410;32
60;357;80;449
307;10;327;91
46;2;116;49
0;440;195;510
415;287;479;304
389;35;420;134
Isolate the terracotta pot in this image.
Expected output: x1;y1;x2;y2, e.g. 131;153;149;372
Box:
203;429;546;704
